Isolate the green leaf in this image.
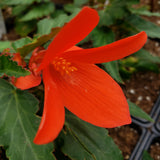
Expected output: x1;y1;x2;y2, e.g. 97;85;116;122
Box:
73;0;88;6
98;10;114;27
37;9;80;35
17;27;61;57
0;41;11;52
0;55;30;77
0;79;56;160
58;111;123;160
99;0;130;27
91;27;115;47
134;49;160;64
15;20;37;36
0;0;48;5
126;0;139;6
128;100;154;122
135;61;160;73
20;2;55;21
37;14;69;35
37;18;54;35
12;5;29;16
142;150;154;160
105;0;128;20
130;7;160;17
51;9;66;18
64;4;80;13
52;14;71;28
120;56;160;73
126;15;160;38
12;37;32;51
103;61;124;83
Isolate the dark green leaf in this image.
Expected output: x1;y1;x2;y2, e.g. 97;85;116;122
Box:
51;9;66;18
128;100;154;122
57;129;93;160
135;60;159;73
142;150;154;160
130;7;160;17
119;64;136;79
99;0;130;27
12;5;29;16
98;10;114;27
0;55;30;77
126;0;139;6
0;79;56;160
20;2;55;21
126;15;160;38
105;0;128;20
120;55;160;73
91;27;115;47
134;49;160;63
103;61;123;83
58;111;123;160
15;20;37;36
73;0;88;6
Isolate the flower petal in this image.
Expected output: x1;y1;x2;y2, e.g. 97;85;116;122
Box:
12;53;26;67
29;49;46;76
38;6;99;70
29;48;46;69
62;31;147;64
34;67;65;145
50;63;131;128
13;73;41;90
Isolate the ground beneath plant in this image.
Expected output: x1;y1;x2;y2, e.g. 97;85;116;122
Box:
108;125;140;159
108;1;160;159
124;71;160;114
109;70;160;160
150;141;160;160
109;35;160;160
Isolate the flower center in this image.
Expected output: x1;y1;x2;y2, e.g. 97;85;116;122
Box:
52;57;77;75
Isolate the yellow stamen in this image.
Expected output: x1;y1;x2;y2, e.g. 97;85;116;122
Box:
52;57;77;75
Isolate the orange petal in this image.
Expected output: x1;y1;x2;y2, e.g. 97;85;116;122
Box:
29;48;46;69
12;53;26;67
29;49;46;75
34;66;65;145
62;31;147;64
50;63;131;128
14;73;41;90
66;46;82;52
38;6;99;70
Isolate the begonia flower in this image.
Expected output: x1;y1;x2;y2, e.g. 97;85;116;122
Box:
12;48;44;89
14;7;147;145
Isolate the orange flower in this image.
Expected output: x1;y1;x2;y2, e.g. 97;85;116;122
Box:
12;48;43;89
14;7;147;145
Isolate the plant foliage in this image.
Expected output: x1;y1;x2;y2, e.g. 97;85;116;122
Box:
0;79;56;160
0;55;30;77
56;111;123;160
